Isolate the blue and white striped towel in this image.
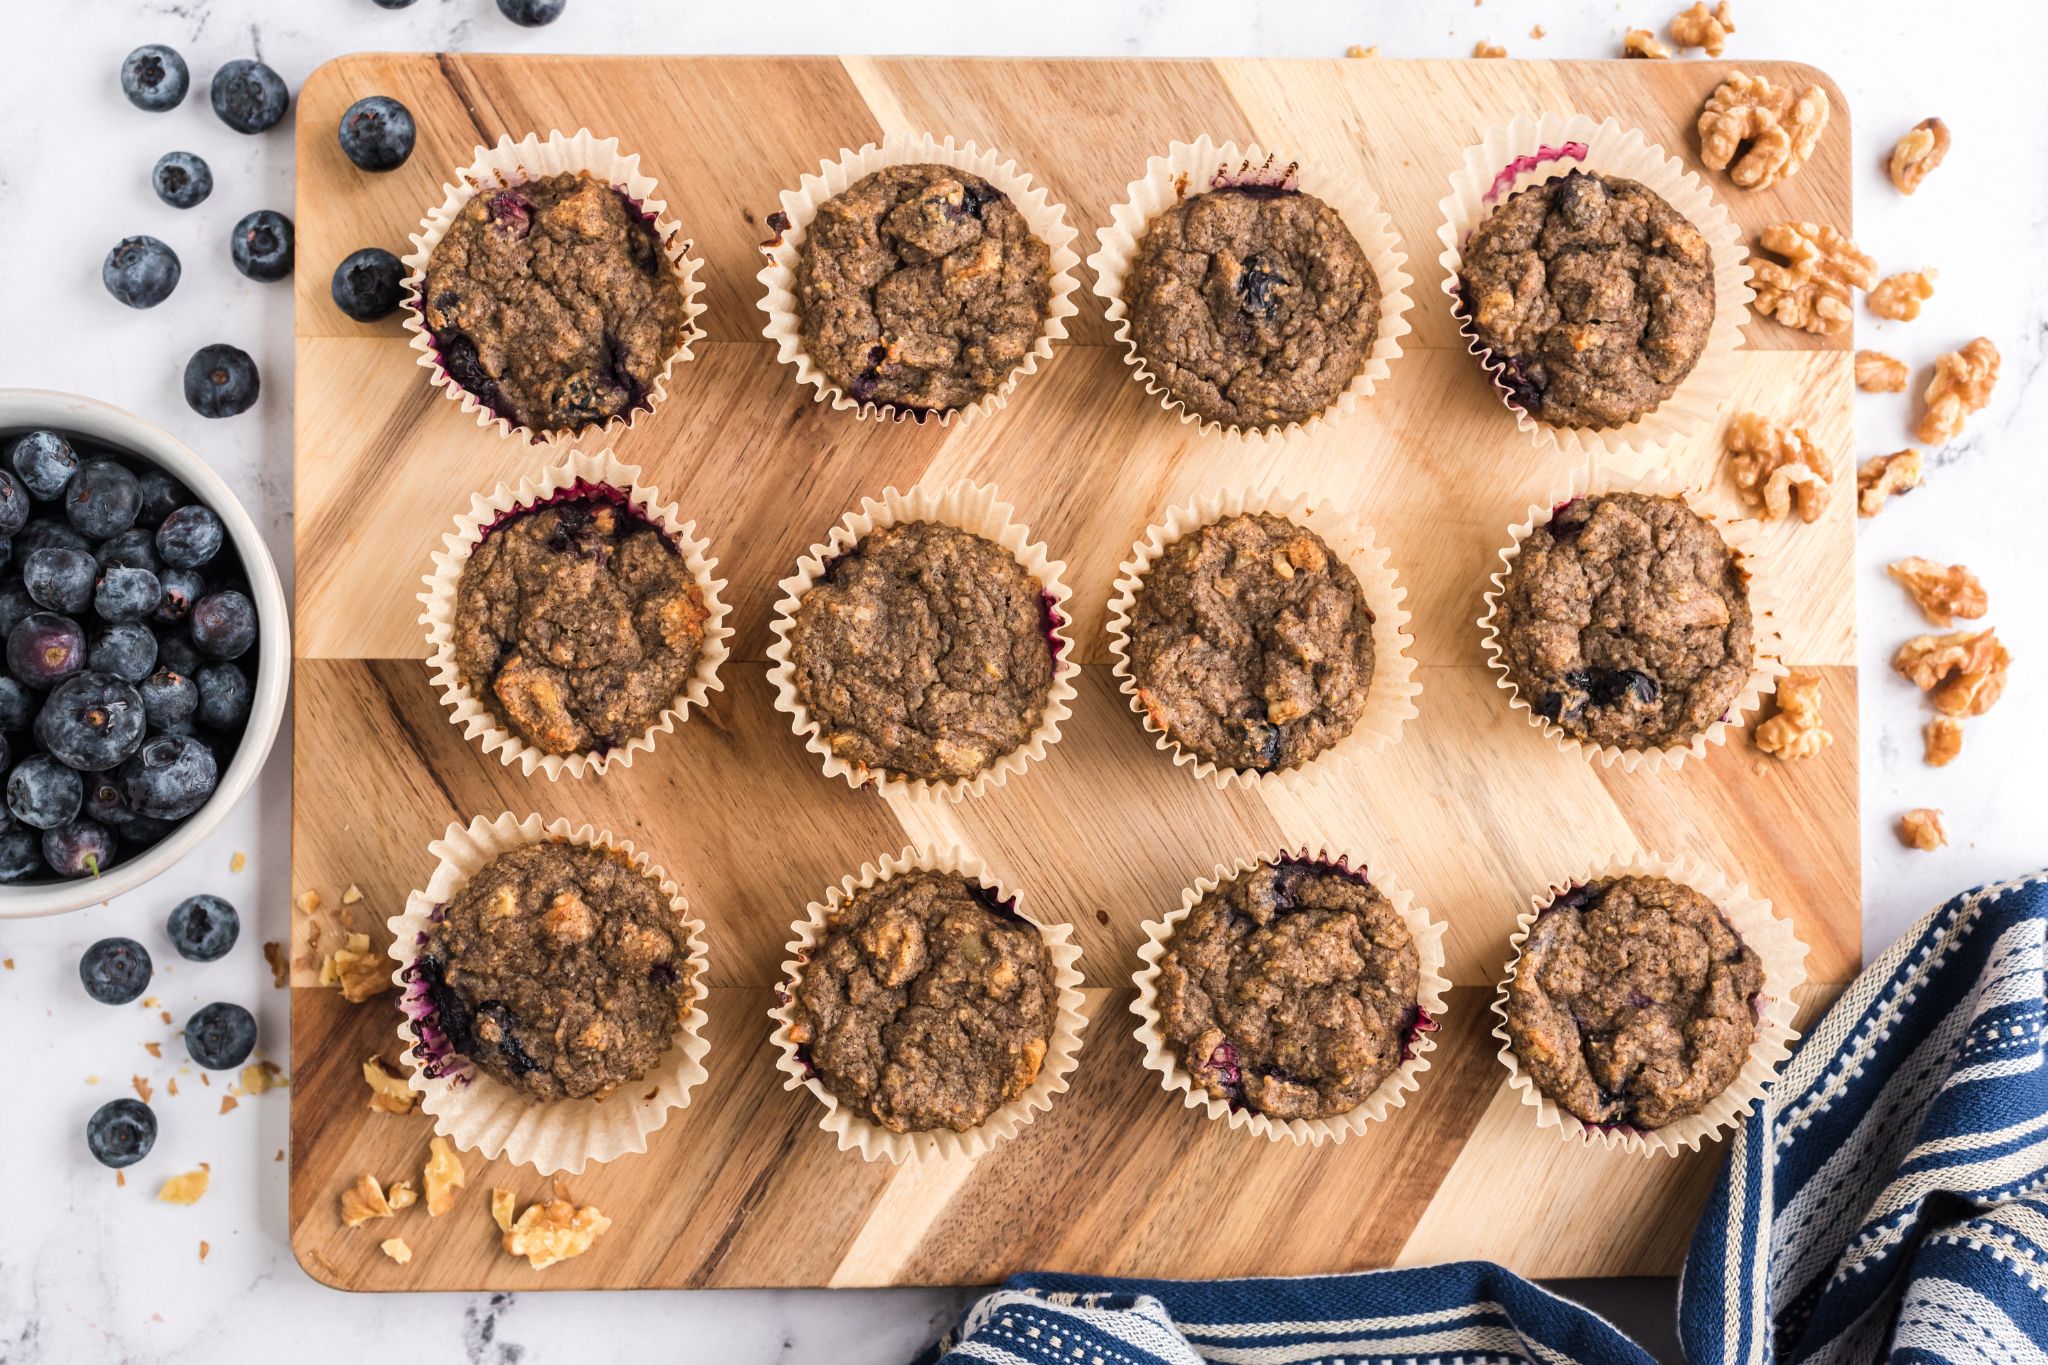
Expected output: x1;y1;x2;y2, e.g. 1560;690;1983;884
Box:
918;871;2048;1365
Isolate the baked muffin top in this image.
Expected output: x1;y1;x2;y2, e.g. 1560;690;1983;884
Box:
422;171;688;435
783;869;1057;1134
784;520;1056;783
1127;512;1375;772
451;494;709;757
1457;170;1714;428
1154;857;1419;1121
795;163;1052;413
1126;184;1380;428
1494;492;1751;750
1505;874;1762;1129
412;841;694;1102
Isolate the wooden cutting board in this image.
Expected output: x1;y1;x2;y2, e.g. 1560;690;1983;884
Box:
289;53;1857;1292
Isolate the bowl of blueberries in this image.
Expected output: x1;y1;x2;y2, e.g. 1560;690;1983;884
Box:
0;388;287;916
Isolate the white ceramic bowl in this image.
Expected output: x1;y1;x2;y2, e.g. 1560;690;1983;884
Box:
0;389;289;918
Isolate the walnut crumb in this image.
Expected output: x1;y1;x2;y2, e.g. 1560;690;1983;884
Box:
1472;40;1507;58
319;932;390;1003
198;1240;209;1263
1898;808;1948;851
503;1198;612;1269
1345;44;1379;58
1670;0;1735;53
1698;71;1829;191
1924;716;1964;767
340;1174;396;1228
157;1166;210;1205
1855;350;1909;393
293;890;320;917
1529;24;1545;38
230;852;246;874
1755;669;1832;760
380;1238;412;1266
144;1041;161;1058
492;1188;517;1233
1917;337;1999;445
425;1136;466;1217
1857;450;1923;517
1622;27;1672;57
262;941;288;988
387;1180;418;1212
364;1056;420;1114
219;1095;237;1115
240;1061;286;1094
1894;627;2010;717
1869;270;1936;322
1752;222;1877;335
132;1075;152;1103
1889;118;1950;195
1727;411;1832;522
342;884;363;905
1887;558;1988;627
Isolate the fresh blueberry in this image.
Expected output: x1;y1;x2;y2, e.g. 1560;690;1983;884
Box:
95;528;160;574
168;894;239;962
121;732;218;820
94;566;162;623
0;580;33;639
372;0;419;7
15;518;89;560
230;210;295;282
8;612;88;688
184;1001;256;1069
189;590;256;660
45;820;117;878
79;936;151;1003
86;1097;158;1168
155;505;223;569
36;672;148;769
102;236;181;309
7;755;82;829
122;815;179;847
23;549;97;614
153;630;203;677
0;677;33;730
194;662;251;731
497;0;567;24
0;827;38;881
152;151;213;209
64;460;142;540
121;45;188;112
183;345;260;419
152;568;203;626
134;470;189;527
83;774;133;826
88;624;159;684
139;667;200;730
338;96;415;172
0;471;29;538
330;247;405;321
210;59;290;135
8;431;79;500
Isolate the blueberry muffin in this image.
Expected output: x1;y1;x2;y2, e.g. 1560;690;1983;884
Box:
794;163;1052;413
1505;874;1762;1129
1126;512;1375;772
451;493;709;757
1125;184;1380;428
1457;170;1714;428
1493;492;1751;750
1154;856;1420;1121
409;840;696;1102
422;171;689;434
782;869;1057;1134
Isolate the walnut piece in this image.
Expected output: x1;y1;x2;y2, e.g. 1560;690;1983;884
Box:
1889;118;1950;195
340;1174;396;1228
1697;71;1829;191
1893;627;2010;717
1857;449;1923;517
1623;27;1673;57
318;931;390;1003
492;1188;517;1233
1726;411;1833;522
387;1180;419;1212
1752;222;1877;335
1855;350;1909;393
157;1166;210;1205
503;1198;612;1269
380;1238;413;1266
1472;40;1507;58
240;1060;286;1094
1670;0;1735;53
363;1056;420;1115
1924;717;1963;767
262;940;289;988
1917;337;2000;445
424;1136;466;1217
1755;669;1832;760
1344;44;1379;58
1868;270;1936;322
1887;558;1988;628
1898;808;1948;851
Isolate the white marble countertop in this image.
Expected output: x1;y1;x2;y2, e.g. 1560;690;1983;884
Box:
1;1;2043;1361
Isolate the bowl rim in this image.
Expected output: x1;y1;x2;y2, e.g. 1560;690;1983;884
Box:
0;387;291;918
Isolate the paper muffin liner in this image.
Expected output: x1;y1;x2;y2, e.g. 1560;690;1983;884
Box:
400;128;707;446
1087;136;1414;442
755;132;1082;426
1130;849;1450;1146
418;448;732;780
1104;488;1420;790
385;812;713;1175
1437;113;1753;460
765;844;1088;1163
1478;465;1787;774
1489;849;1808;1156
766;481;1079;801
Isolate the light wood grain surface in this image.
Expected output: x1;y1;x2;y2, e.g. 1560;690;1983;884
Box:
290;53;1857;1291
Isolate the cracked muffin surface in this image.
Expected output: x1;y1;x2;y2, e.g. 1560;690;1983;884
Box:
452;495;709;757
783;869;1057;1134
1126;185;1381;428
1494;491;1751;750
1457;169;1714;428
794;163;1052;412
1154;857;1419;1121
1127;512;1375;772
422;171;688;434
784;520;1055;783
413;841;695;1103
1505;874;1763;1129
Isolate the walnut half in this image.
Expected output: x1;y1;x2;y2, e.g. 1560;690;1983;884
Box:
1917;337;2000;445
1889;118;1950;195
1893;627;2009;718
1898;808;1948;852
1755;669;1832;760
1855;350;1909;394
1698;72;1829;191
1868;270;1936;323
1887;558;1987;628
1857;449;1923;517
1752;222;1877;336
1670;0;1735;54
1726;411;1832;523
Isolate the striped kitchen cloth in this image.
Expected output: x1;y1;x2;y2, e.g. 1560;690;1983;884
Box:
916;871;2048;1365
